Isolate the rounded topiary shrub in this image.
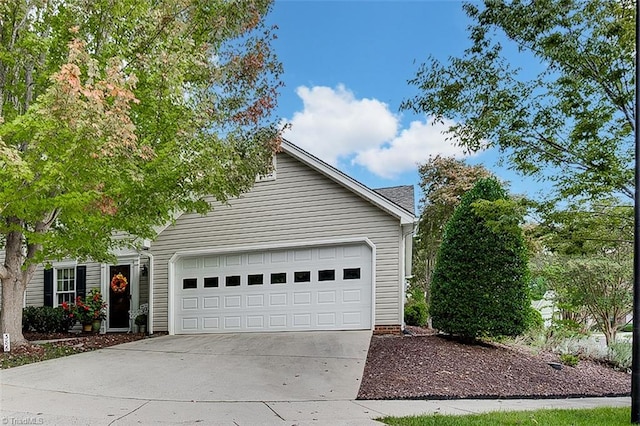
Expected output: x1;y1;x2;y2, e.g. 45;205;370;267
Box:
430;177;530;340
404;301;428;327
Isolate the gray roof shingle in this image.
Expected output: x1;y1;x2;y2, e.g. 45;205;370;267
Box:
373;185;415;215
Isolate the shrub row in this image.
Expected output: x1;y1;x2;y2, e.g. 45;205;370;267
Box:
22;306;75;333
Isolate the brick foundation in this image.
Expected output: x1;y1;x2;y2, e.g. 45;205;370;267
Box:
373;325;402;335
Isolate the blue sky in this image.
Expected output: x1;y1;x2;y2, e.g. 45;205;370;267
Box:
265;1;549;206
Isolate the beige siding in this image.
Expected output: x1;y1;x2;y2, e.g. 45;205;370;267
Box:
151;152;401;332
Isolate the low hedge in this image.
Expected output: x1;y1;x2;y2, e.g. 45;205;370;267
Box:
22;306;75;333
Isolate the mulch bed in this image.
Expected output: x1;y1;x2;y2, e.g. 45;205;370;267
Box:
357;328;631;400
0;332;153;365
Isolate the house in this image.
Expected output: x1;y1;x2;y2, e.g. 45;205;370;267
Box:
19;140;417;335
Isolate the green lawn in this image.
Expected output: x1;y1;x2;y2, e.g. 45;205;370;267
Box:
380;406;630;425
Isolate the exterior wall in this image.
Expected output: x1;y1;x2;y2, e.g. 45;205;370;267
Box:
151;152;402;332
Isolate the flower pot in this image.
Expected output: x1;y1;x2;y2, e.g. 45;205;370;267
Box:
92;320;102;332
83;323;93;332
139;325;146;334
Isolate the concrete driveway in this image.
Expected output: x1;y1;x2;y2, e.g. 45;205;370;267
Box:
0;330;381;425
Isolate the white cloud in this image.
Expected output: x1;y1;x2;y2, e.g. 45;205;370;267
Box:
283;84;472;179
282;85;398;165
353;118;471;179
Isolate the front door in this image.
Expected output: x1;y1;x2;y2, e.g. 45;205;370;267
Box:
108;265;131;329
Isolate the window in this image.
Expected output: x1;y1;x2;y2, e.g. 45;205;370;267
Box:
255;156;277;182
204;277;219;288
226;275;241;287
183;278;197;289
318;270;335;281
270;273;286;284
248;274;263;285
294;271;311;283
343;268;361;280
56;267;76;306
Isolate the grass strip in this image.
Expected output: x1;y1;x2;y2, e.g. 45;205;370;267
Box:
380;406;630;425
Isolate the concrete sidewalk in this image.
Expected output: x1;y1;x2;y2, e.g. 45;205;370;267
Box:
0;385;630;426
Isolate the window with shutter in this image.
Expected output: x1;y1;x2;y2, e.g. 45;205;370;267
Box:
46;264;87;307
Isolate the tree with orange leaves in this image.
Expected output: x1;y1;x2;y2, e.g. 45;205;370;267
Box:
0;0;283;347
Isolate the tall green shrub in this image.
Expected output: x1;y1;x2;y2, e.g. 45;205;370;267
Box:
430;178;530;339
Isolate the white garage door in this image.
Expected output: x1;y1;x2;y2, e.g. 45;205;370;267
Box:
173;243;372;333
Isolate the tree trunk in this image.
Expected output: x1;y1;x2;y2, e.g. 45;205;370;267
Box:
601;319;616;348
0;273;27;348
1;228;30;348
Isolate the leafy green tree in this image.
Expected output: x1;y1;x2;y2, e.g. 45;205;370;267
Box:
430;177;530;340
0;0;282;346
532;199;633;345
402;0;634;201
411;156;492;303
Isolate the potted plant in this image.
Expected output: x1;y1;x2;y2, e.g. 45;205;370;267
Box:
135;313;147;334
63;288;107;332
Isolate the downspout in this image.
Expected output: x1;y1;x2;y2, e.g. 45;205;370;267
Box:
401;221;418;328
139;251;154;335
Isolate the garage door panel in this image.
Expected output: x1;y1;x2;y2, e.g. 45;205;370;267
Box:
317;312;336;326
293;292;311;305
224;295;242;308
203;296;219;309
182;318;198;330
246;294;265;307
293;313;311;327
269;293;287;306
174;244;372;334
246;315;264;328
203;317;220;329
182;298;198;310
269;314;287;327
224;316;242;329
343;289;362;303
343;312;362;325
317;291;336;304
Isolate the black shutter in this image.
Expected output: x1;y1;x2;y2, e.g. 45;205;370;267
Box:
76;265;86;299
44;268;54;307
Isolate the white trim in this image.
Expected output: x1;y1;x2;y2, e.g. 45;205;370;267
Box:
168;257;175;335
168;237;377;335
140;251;154;335
400;223;415;327
398;227;405;326
51;261;79;307
280;140;416;225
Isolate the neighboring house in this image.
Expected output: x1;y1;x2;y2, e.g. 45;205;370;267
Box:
14;140;417;335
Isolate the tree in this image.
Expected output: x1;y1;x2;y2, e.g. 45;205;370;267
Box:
402;0;634;202
532;199;633;345
430;177;530;340
411;155;492;302
0;0;283;346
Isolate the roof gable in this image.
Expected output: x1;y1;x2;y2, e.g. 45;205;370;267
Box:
280;140;416;225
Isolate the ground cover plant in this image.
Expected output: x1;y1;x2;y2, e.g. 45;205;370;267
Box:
0;332;149;369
